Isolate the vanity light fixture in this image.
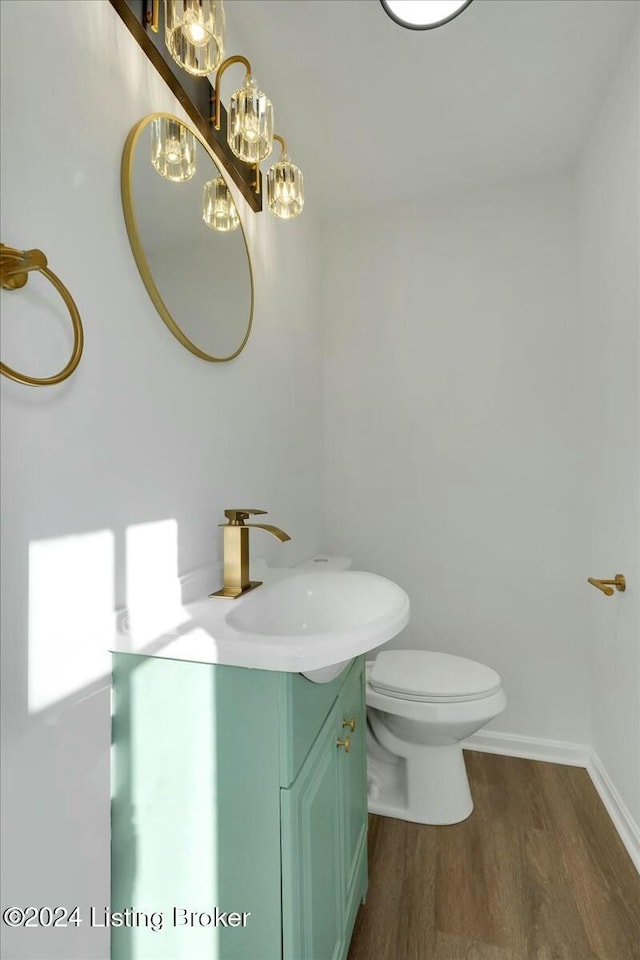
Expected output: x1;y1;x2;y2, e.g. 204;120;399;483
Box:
380;0;473;29
266;135;304;220
212;56;274;167
202;177;240;232
150;116;197;181
129;2;303;217
164;0;225;77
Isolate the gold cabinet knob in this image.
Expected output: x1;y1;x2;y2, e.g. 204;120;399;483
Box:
336;736;351;753
342;717;357;732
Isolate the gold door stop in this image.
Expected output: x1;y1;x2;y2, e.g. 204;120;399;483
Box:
587;575;626;597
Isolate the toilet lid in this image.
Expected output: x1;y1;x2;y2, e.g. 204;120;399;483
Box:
369;650;502;703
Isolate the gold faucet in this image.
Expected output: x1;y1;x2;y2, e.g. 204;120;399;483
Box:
210;509;291;599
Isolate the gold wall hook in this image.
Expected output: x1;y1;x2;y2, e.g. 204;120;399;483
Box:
1;243;84;387
587;574;626;596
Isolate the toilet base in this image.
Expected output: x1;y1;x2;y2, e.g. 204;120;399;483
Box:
367;741;474;825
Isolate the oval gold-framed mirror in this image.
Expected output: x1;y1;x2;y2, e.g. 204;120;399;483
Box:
121;112;254;362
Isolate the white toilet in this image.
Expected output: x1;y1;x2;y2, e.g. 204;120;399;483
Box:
366;649;507;825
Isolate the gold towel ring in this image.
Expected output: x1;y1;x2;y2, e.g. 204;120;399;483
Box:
0;243;84;386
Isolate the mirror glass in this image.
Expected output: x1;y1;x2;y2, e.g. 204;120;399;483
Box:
122;113;253;362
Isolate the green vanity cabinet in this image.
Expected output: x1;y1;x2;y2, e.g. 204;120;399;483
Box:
337;662;368;923
281;664;368;960
111;653;367;960
281;704;344;960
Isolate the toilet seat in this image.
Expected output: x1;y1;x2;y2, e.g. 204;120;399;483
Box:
369;650;502;703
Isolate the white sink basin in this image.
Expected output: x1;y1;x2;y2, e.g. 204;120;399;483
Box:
113;567;410;681
226;571;402;637
226;571;409;681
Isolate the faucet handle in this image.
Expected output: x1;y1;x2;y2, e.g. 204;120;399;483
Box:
223;508;268;525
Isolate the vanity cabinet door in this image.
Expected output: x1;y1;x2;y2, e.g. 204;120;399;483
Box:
281;703;344;960
337;659;368;915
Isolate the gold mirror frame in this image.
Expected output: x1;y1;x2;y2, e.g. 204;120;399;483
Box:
121;112;254;363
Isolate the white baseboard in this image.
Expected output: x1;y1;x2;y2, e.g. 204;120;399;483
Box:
462;729;640;873
463;729;590;767
587;749;640;873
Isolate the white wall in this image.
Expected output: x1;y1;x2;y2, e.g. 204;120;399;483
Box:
323;23;640;848
0;3;324;958
323;175;592;744
578;26;640;829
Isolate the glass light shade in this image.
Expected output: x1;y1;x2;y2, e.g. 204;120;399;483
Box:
380;0;472;29
267;157;304;220
228;75;273;163
150;117;196;181
202;177;240;232
165;0;225;76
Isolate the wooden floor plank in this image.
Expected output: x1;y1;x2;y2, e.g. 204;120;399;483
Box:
535;762;640;960
434;931;513;960
348;751;640;960
349;816;437;960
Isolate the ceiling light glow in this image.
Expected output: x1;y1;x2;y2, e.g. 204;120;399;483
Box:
380;0;472;29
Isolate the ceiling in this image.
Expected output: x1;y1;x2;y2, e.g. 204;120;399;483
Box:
224;0;639;217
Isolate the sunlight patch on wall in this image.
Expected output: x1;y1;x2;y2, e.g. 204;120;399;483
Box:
28;530;115;713
125;519;185;646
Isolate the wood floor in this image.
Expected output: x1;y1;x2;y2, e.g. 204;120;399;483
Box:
348;751;640;960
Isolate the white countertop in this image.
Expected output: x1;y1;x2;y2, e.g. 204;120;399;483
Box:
111;562;410;674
